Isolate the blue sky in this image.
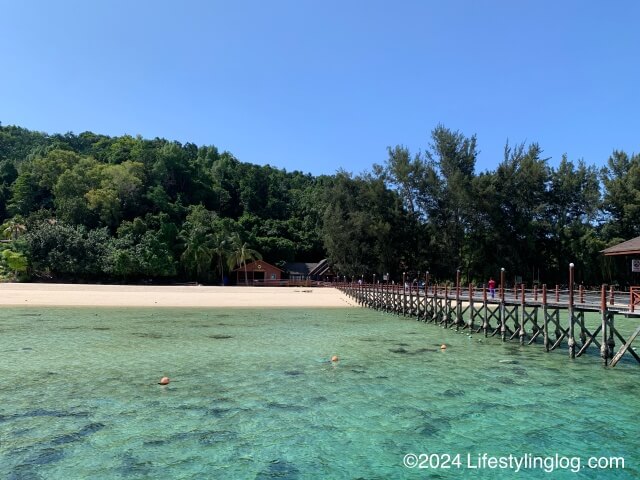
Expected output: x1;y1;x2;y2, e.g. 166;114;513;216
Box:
1;1;638;176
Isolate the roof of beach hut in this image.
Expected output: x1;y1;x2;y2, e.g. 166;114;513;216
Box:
601;236;640;256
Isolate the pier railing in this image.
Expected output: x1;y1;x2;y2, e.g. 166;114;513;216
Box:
336;281;640;367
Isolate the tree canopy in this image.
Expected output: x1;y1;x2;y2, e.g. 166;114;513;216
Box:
0;123;637;286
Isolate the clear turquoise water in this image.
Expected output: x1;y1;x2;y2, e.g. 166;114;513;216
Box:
0;307;638;479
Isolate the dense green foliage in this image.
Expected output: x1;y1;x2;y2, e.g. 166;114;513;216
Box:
0;123;637;286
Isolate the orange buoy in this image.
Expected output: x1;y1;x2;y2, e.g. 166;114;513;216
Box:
159;376;170;385
331;355;339;362
440;344;447;350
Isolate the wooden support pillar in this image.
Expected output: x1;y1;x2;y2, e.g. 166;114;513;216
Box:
543;284;549;351
520;284;526;345
372;274;377;309
482;285;489;336
500;267;506;342
424;272;429;321
600;285;609;365
386;282;390;312
444;285;450;327
455;269;461;330
408;274;414;317
609;286;615;306
468;283;474;331
402;272;407;316
607;310;615;359
568;263;576;359
438;284;443;323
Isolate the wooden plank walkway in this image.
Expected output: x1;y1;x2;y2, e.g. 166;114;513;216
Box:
337;281;640;367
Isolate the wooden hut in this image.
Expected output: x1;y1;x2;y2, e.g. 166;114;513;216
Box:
284;259;335;282
601;236;640;287
232;260;282;285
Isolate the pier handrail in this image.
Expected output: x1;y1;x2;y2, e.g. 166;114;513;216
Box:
336;282;637;313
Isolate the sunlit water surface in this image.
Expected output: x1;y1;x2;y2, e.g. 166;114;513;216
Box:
0;307;638;479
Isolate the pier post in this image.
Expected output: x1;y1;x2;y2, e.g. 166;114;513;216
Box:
607;313;615;360
438;283;441;322
609;286;614;306
385;274;389;311
373;274;377;309
402;272;407;317
520;284;526;345
568;263;576;359
433;283;440;323
455;269;461;330
543;285;549;351
393;274;397;313
600;285;609;365
482;285;489;336
444;285;450;327
424;272;429;321
468;283;474;331
409;274;414;317
500;267;506;342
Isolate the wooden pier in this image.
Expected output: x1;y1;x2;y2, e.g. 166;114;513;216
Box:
337;275;640;367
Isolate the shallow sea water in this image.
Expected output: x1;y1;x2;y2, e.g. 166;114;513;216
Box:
0;307;638;479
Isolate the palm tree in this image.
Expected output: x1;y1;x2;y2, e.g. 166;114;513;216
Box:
211;232;231;285
226;233;262;285
179;228;213;281
1;216;27;241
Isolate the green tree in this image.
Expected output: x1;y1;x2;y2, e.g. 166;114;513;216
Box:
322;171;410;278
106;216;177;279
23;221;111;279
210;232;231;285
1;248;28;279
226;232;262;285
424;125;478;276
85;160;145;227
601;150;640;241
489;142;550;281
179;228;212;280
178;205;218;280
547;155;601;282
1;215;27;240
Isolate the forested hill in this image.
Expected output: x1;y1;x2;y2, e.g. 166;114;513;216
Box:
0;123;638;286
0;124;329;283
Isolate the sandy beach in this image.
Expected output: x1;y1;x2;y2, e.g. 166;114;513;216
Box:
0;283;357;308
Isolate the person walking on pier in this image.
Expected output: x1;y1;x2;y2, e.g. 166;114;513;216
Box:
488;277;496;298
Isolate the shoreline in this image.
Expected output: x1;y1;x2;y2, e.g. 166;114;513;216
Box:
0;283;357;308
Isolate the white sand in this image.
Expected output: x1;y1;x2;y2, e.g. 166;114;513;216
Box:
0;283;357;308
